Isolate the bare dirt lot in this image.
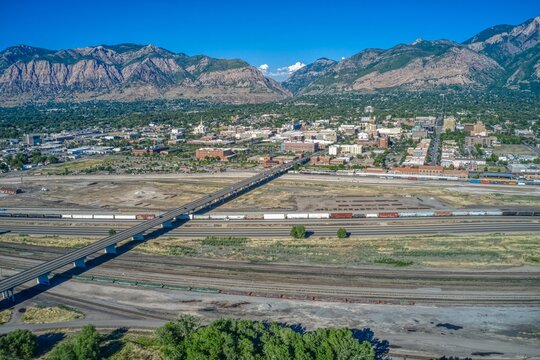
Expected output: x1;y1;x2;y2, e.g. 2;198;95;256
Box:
0;173;538;213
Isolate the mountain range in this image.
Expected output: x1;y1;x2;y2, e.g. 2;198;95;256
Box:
0;16;538;105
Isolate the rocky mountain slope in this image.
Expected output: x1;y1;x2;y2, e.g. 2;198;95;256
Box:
284;16;539;95
0;44;291;105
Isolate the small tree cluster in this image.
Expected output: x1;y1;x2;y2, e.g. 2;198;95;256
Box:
337;227;349;239
290;225;306;239
47;325;101;360
0;329;37;360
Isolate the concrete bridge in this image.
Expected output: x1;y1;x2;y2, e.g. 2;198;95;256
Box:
0;157;309;301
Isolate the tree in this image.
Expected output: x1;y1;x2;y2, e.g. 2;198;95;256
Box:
156;315;199;359
0;329;37;360
290;225;306;239
108;229;117;236
47;325;101;360
337;228;348;239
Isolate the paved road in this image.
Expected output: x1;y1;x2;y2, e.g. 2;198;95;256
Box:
1;221;539;237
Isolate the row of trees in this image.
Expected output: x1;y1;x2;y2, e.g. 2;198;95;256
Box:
290;225;349;239
156;316;375;360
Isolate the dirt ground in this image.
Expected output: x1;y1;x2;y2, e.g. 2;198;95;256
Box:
1;279;538;359
0;173;538;212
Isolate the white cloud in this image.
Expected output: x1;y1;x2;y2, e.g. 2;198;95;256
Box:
277;61;306;75
341;56;345;60
258;64;269;74
258;61;306;81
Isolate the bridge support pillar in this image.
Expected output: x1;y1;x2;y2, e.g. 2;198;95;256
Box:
37;273;50;285
73;257;86;268
161;220;173;229
132;234;144;241
104;244;117;254
1;288;14;302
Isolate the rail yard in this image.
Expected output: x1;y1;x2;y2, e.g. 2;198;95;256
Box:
0;170;539;359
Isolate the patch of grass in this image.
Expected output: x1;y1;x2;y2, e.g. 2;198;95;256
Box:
0;309;11;325
374;258;414;267
167;246;195;256
527;257;540;264
199;236;248;246
22;305;84;324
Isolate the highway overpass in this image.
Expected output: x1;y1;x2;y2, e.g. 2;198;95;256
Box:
0;156;309;301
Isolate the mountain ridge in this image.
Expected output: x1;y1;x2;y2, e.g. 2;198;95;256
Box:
0;43;290;105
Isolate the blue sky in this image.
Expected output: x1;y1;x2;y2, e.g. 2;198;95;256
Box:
1;0;539;80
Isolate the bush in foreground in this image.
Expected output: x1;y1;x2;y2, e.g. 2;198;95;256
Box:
47;325;101;360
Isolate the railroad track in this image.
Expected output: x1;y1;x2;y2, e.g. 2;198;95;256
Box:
1;242;538;282
2;255;538;306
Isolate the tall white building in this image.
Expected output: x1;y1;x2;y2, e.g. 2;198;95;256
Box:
193;120;207;135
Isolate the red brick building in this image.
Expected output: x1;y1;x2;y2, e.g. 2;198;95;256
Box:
195;148;234;161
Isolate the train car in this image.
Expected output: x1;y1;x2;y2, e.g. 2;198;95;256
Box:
468;211;486;216
398;212;416;217
366;213;379;218
93;214;114;220
502;211;517;216
378;212;399;218
263;213;286;220
192;215;210;220
44;214;62;219
451;211;468;216
415;211;434;217
11;213;28;218
308;213;330;219
352;213;366;218
245;214;264;220
72;214;93;219
330;213;353;219
534;212;540;216
286;213;309;219
61;214;72;219
27;213;45;218
0;212;11;217
469;179;481;184
516;211;534;216
434;211;452;217
175;214;190;220
226;215;246;220
136;214;156;220
114;214;137;220
209;214;229;220
485;210;503;216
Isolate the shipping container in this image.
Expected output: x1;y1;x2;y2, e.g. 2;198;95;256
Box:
114;214;137;220
94;214;114;220
469;179;481;184
485;210;503;216
378;212;399;218
366;213;379;218
62;214;73;219
330;213;353;219
264;213;286;220
516;211;534;216
308;213;330;219
468;211;486;216
286;213;309;219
